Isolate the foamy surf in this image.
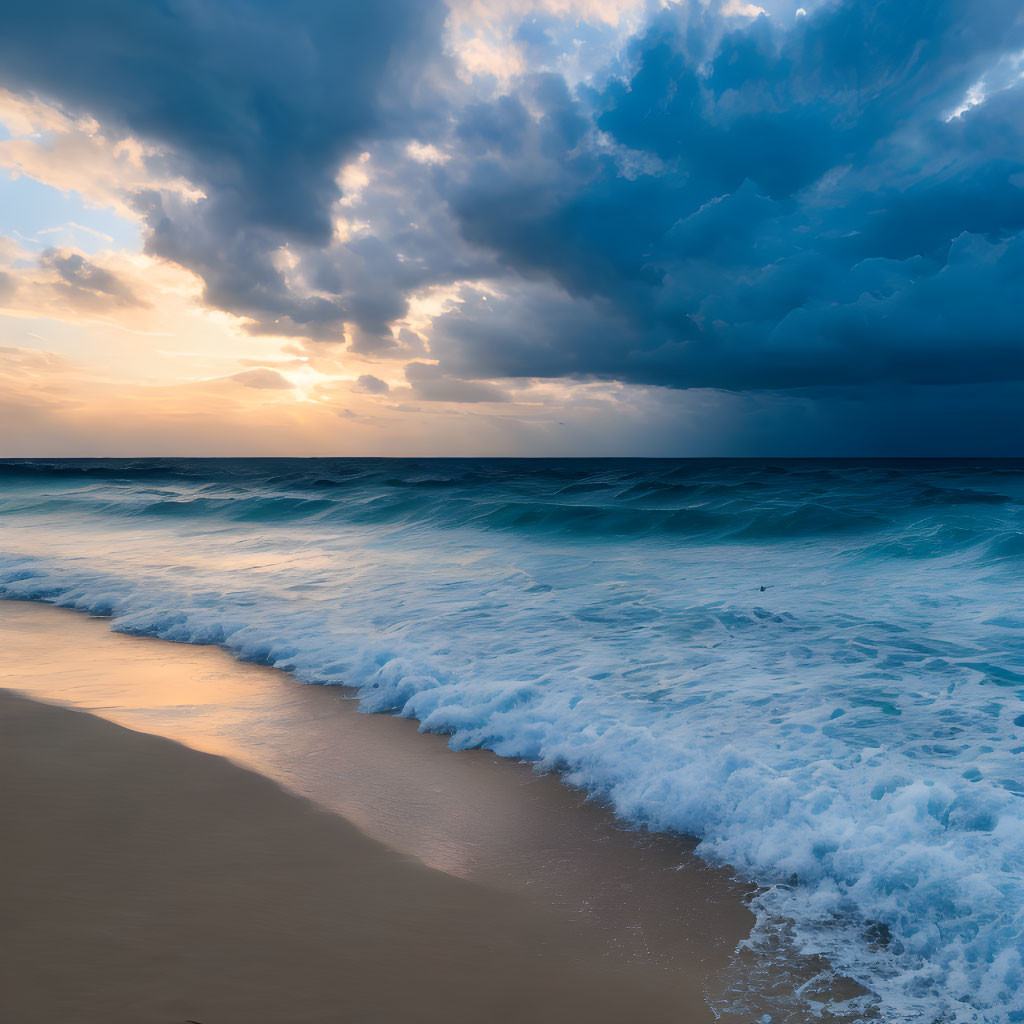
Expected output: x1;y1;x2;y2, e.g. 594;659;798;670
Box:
2;457;1023;1022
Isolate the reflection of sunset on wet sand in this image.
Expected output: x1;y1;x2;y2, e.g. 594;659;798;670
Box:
2;600;755;1022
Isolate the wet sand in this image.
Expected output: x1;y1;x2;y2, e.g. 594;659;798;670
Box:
0;600;757;1022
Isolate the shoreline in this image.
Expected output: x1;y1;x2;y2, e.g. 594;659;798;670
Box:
0;598;849;1021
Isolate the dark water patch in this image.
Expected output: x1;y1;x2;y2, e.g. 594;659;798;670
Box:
4;458;1024;552
730;503;892;540
986;532;1024;560
916;484;1012;506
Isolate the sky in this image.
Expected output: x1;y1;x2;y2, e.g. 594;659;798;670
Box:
0;0;1022;456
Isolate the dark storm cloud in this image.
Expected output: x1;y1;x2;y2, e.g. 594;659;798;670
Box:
126;136;495;349
0;0;447;242
133;187;350;341
427;0;1024;394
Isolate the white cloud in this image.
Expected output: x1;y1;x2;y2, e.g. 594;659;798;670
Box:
0;90;203;221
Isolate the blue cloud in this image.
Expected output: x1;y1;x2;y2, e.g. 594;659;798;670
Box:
432;0;1024;394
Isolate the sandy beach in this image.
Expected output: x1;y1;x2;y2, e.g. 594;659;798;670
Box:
1;688;707;1024
0;602;757;1023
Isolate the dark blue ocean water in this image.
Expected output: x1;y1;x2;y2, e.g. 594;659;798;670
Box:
2;458;1023;1022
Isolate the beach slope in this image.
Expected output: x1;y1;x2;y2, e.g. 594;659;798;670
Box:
0;689;708;1024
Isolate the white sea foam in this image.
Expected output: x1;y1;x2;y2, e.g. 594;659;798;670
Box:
2;458;1024;1021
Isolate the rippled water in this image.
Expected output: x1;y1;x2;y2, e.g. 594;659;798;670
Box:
2;458;1023;1022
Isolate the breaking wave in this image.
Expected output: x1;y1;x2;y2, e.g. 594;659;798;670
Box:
2;457;1024;1022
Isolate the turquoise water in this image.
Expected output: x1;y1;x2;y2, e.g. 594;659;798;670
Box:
2;458;1023;1021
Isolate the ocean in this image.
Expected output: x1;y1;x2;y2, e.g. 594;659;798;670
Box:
2;457;1023;1022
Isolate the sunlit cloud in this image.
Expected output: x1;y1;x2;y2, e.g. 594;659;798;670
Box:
946;49;1024;121
445;0;653;86
720;0;766;18
230;368;295;390
0;89;203;223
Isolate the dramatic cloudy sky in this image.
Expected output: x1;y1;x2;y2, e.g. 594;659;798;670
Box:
0;0;1022;455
